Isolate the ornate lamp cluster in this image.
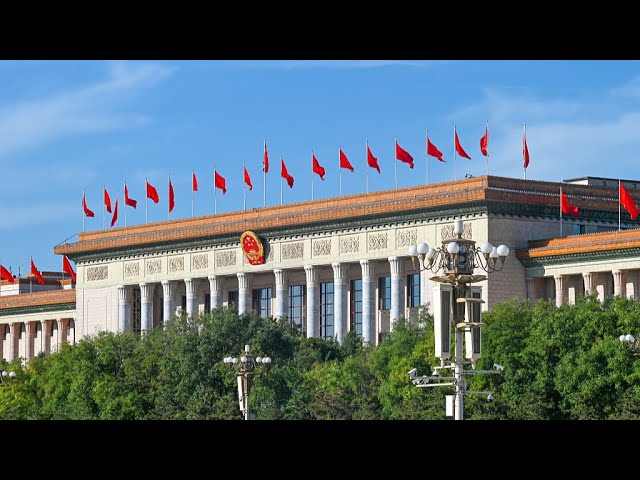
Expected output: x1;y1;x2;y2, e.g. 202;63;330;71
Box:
0;370;16;386
619;334;640;355
223;344;272;420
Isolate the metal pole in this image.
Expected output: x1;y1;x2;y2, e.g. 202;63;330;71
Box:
425;130;429;185
454;326;464;420
394;137;398;190
366;139;369;194
560;187;563;236
454;125;457;181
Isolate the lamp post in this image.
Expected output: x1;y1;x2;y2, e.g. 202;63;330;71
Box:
0;370;16;386
223;344;272;420
407;219;509;420
619;334;640;355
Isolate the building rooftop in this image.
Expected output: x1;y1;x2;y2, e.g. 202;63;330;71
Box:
0;288;76;312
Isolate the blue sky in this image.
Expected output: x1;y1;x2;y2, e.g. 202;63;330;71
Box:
1;59;640;275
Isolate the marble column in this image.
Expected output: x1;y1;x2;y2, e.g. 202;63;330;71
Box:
41;320;51;355
582;272;594;295
208;275;224;310
139;283;155;333
554;275;565;307
332;263;348;344
613;269;626;297
26;322;36;361
360;260;376;345
117;285;132;332
274;269;289;319
237;273;252;315
185;278;198;318
304;265;319;339
161;280;175;325
9;323;19;361
388;256;405;329
58;319;68;346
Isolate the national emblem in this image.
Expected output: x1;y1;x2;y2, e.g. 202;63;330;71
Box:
240;231;266;265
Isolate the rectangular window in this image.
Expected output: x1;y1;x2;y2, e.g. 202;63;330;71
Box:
350;279;363;336
181;295;187;311
407;273;420;308
378;275;391;310
204;293;211;314
252;288;272;319
320;281;334;340
288;284;306;335
228;291;238;308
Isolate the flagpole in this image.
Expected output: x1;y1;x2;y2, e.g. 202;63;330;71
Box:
82;189;85;232
394;137;398;190
560;187;563;237
280;156;283;206
311;151;315;201
366;139;369;194
29;257;32;294
124;182;128;227
619;179;622;231
523;124;527;180
214;166;217;215
486;120;489;177
102;184;105;230
425;130;429;185
192;170;195;217
168;174;170;221
145;178;149;224
453;125;457;181
243;162;246;210
263;140;267;208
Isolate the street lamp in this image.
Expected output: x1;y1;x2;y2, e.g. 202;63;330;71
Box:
223;344;272;420
407;219;509;420
0;370;16;386
619;334;640;355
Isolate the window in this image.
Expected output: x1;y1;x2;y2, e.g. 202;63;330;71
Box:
407;273;420;308
320;281;334;340
350;279;363;336
204;293;211;313
228;291;238;308
252;288;272;318
181;295;187;311
132;288;141;334
378;275;391;310
67;319;75;345
288;284;306;335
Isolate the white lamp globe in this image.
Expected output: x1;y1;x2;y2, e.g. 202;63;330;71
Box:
8;372;15;378
453;220;464;235
232;357;238;364
417;242;429;255
1;371;6;377
447;242;460;254
408;245;418;257
620;335;627;342
480;242;493;254
490;246;499;258
263;357;271;364
497;245;510;257
256;356;262;363
625;334;635;343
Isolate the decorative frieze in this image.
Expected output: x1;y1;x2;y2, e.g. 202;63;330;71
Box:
313;239;332;257
192;253;208;270
86;266;108;282
215;250;237;268
267;248;274;262
368;232;388;251
340;236;360;254
396;229;417;248
169;256;185;273
441;222;472;241
145;259;161;275
124;261;139;278
282;242;304;260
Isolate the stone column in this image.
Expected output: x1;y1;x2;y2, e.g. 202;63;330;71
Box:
274;269;289;319
554;275;565;307
26;322;36;361
41;320;51;355
304;265;319;339
208;275;224;310
420;268;430;308
388;256;405;329
237;273;252;315
332;263;348;344
582;272;594;295
139;283;155;333
360;260;376;345
184;278;198;318
161;280;175;325
58;319;68;346
613;269;626;297
117;285;132;332
9;323;19;361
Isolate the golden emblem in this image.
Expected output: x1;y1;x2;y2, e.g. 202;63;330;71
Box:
240;231;266;265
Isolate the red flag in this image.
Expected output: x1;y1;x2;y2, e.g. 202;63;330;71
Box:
110;197;119;227
395;139;414;169
620;182;638;220
30;258;45;285
124;183;137;208
215;170;227;194
169;178;175;213
367;144;381;174
480;126;489;157
62;256;76;283
312;153;325;180
0;264;15;284
523;129;530;169
427;137;445;163
339;148;354;172
263;141;269;173
281;159;294;188
454;129;471;160
104;187;112;213
244;166;253;191
192;171;198;192
560;189;580;217
146;181;160;203
82;194;95;217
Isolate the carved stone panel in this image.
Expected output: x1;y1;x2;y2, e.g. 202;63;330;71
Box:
267;248;274;262
86;265;108;282
146;259;161;275
192;253;208;270
396;229;417;248
340;236;360;254
441;222;472;241
124;261;139;278
282;242;304;260
368;232;388;251
312;239;331;257
169;256;184;273
216;250;237;268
